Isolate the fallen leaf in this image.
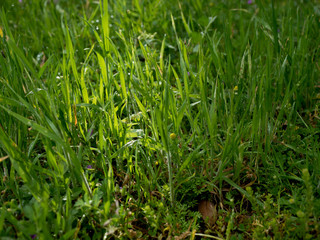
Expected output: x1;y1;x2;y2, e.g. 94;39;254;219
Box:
174;231;190;240
198;200;217;227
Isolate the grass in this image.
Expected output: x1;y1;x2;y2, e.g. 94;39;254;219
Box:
0;0;319;239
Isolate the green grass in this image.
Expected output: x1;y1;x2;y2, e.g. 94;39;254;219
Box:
0;0;319;239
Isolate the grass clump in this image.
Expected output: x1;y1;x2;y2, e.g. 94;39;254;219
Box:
0;0;319;239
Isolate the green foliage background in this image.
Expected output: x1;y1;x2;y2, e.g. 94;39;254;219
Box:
0;0;319;239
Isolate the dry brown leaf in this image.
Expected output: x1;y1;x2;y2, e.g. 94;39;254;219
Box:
0;155;9;162
198;200;217;227
174;231;190;240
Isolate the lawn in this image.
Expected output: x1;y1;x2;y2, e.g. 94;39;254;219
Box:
0;0;319;239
